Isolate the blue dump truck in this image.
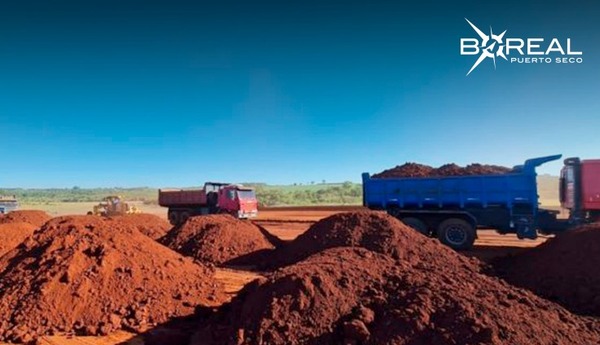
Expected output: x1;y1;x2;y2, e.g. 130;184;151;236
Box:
362;154;600;250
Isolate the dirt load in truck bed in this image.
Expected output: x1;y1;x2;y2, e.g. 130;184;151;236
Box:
372;162;512;178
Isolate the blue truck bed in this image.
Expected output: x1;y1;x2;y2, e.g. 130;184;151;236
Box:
362;155;562;248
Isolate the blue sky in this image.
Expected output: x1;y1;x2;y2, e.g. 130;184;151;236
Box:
0;0;598;187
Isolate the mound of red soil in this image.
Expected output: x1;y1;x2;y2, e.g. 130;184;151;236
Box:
372;162;512;178
161;215;275;265
496;224;600;316
109;213;171;240
0;222;37;258
198;247;600;345
0;215;224;343
269;211;480;271
0;210;51;228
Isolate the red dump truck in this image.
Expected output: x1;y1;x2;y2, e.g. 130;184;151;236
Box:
159;182;258;225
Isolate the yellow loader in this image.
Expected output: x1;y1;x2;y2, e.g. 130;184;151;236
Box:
88;196;141;216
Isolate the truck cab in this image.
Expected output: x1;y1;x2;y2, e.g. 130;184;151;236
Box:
560;158;600;222
211;184;258;219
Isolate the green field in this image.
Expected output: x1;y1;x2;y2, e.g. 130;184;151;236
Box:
2;182;363;212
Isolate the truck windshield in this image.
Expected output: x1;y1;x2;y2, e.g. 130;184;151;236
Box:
237;190;256;200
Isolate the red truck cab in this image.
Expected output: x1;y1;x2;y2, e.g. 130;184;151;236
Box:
218;185;259;219
560;158;600;222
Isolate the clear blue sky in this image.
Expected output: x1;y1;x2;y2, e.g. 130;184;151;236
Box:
0;0;598;188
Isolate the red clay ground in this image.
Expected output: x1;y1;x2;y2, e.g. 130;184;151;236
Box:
0;222;38;257
495;224;600;317
217;248;600;345
0;216;225;343
0;206;561;345
0;210;51;228
161;215;275;265
109;213;172;240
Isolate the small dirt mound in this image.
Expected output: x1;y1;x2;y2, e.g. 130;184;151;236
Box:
161;215;275;266
201;247;600;345
0;210;51;228
372;162;512;178
495;224;600;316
0;222;37;258
269;211;479;271
0;215;224;343
109;213;171;240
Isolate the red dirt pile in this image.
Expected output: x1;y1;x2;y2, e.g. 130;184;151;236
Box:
0;222;37;258
496;224;600;316
372;162;512;178
161;215;274;265
194;247;600;345
109;213;171;240
0;210;51;228
0;215;224;343
269;211;480;271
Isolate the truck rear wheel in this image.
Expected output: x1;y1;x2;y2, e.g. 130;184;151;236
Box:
437;218;475;250
401;217;429;236
179;211;190;224
168;211;180;226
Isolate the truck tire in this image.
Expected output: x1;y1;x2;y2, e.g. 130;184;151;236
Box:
179;211;190;224
401;217;429;236
168;211;180;226
437;218;475;250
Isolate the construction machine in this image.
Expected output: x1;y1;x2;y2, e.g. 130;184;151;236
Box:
88;196;141;216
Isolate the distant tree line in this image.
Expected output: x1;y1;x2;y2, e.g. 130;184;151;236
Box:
251;182;361;206
0;182;363;207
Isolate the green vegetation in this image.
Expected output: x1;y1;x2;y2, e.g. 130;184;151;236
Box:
0;182;363;207
0;187;157;204
249;182;362;206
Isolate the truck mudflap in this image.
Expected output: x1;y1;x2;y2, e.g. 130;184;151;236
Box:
514;216;537;240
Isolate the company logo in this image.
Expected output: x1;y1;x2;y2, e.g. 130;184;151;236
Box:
460;18;583;76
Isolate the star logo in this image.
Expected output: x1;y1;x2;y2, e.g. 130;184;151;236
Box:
464;18;508;75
